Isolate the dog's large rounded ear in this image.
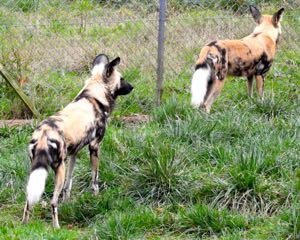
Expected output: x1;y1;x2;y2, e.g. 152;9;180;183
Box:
250;5;262;24
272;8;284;26
105;57;121;78
92;54;109;67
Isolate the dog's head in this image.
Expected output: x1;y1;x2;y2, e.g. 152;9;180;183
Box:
250;6;284;43
92;54;134;98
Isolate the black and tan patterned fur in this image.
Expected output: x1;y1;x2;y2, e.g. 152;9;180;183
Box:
22;54;133;228
191;6;284;112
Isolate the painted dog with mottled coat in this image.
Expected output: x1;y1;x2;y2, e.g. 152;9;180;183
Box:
191;6;284;112
22;54;133;228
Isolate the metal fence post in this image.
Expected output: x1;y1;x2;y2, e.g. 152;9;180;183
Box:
156;0;166;106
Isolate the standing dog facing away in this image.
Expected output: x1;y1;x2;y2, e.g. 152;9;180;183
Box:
191;6;284;112
22;54;133;228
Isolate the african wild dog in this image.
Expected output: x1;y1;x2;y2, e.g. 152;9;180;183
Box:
191;6;284;112
22;54;133;228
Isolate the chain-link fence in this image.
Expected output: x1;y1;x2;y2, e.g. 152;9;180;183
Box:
0;0;299;119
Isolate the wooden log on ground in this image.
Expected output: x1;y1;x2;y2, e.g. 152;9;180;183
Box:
0;64;40;118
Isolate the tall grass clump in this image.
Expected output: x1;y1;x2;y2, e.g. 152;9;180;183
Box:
179;204;247;237
250;98;295;119
58;189;134;226
280;203;300;239
229;150;264;193
152;97;194;124
94;207;162;239
0;126;32;203
129;136;192;204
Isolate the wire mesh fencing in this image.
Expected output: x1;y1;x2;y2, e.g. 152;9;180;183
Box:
163;1;300;87
0;0;299;118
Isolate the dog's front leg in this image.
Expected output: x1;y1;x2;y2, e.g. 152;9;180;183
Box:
63;154;76;201
89;140;99;195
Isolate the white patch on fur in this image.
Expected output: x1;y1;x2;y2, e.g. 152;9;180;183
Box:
92;129;96;138
191;67;211;107
28;143;37;158
47;140;57;149
115;71;121;87
26;168;48;206
91;63;105;76
110;70;122;93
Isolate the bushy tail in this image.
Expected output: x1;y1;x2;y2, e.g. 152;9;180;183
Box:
191;63;211;108
26;167;48;206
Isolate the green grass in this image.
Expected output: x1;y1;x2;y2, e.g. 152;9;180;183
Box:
0;1;300;239
0;76;299;238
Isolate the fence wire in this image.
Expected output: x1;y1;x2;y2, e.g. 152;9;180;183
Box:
0;0;299;118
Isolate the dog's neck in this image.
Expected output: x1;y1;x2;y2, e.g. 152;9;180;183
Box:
251;22;280;46
88;81;116;114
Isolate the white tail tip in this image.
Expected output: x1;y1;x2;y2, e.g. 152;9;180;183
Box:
191;67;211;107
26;168;48;206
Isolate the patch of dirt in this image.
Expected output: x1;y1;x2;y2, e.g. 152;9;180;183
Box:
119;114;150;124
0;119;34;128
0;114;150;129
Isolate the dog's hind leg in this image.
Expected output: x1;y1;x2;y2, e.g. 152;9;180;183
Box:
255;75;265;100
51;161;65;228
63;154;76;201
247;76;254;97
22;201;31;224
203;79;225;113
89;140;99;195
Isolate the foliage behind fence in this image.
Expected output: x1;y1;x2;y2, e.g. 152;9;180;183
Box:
0;0;299;118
